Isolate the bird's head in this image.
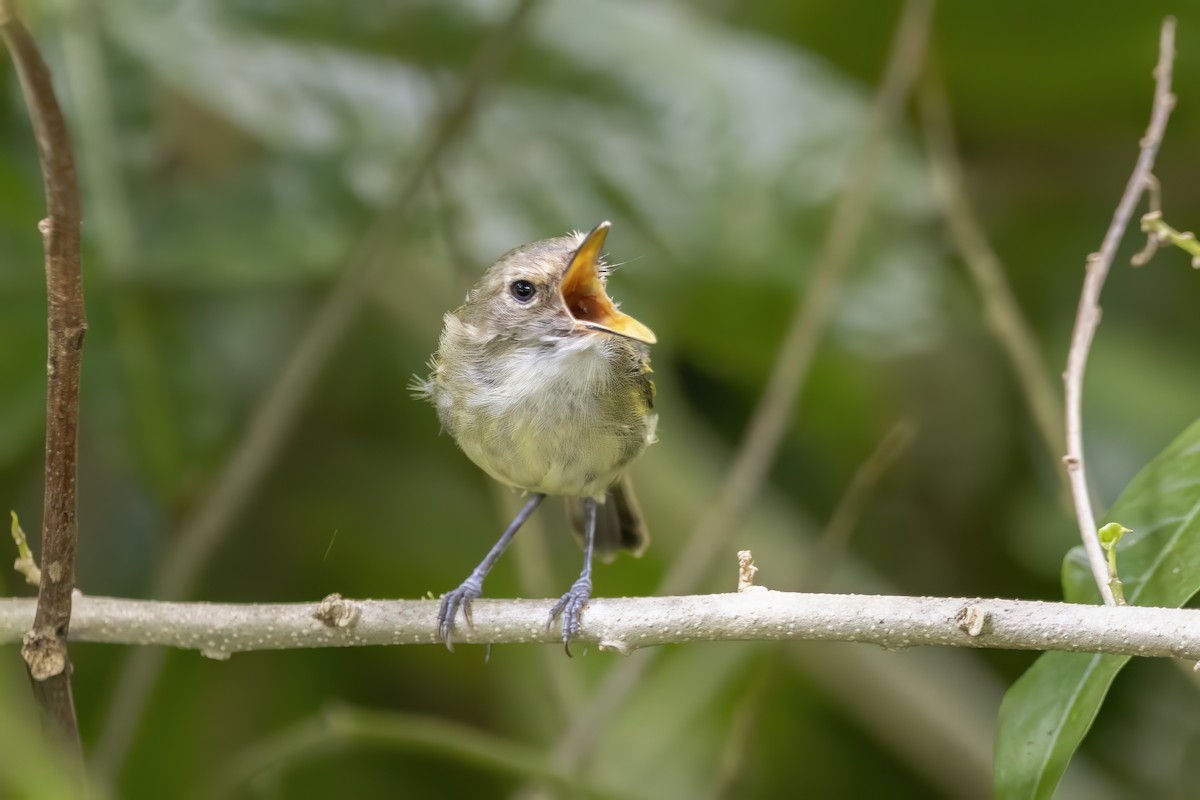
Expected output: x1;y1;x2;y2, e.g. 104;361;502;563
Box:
460;221;656;346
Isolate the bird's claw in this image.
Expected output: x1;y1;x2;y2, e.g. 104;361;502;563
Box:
547;576;592;656
437;578;483;651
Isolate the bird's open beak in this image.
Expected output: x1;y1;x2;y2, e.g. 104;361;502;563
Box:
560;221;656;344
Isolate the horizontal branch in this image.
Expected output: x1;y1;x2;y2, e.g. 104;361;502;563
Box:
1;591;1199;661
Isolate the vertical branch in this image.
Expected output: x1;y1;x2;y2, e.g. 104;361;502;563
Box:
1;1;87;756
1063;17;1175;606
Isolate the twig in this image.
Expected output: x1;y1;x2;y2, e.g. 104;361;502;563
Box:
1063;17;1176;606
1133;210;1200;268
549;0;936;772
1;592;1199;660
94;0;543;773
736;550;758;591
919;74;1068;492
0;0;86;758
10;512;41;586
1098;522;1131;606
1131;175;1164;266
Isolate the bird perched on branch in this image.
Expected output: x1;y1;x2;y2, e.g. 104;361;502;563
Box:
414;221;657;652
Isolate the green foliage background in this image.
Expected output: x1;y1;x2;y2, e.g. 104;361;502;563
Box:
2;1;1200;797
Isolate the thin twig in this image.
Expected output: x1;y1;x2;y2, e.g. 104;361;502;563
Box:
2;592;1199;660
549;0;936;772
1131;175;1164;266
1063;17;1176;606
10;512;41;586
1134;210;1200;268
919;74;1069;494
0;0;86;758
94;0;544;774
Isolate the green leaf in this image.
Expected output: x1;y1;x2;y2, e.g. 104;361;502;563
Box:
995;419;1200;799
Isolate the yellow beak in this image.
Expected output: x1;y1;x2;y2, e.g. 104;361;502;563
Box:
560;221;656;345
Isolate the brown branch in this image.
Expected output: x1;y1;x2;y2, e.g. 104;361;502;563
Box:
1063;17;1176;606
0;0;87;759
94;0;544;774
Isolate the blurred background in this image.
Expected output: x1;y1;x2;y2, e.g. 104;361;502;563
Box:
3;0;1200;797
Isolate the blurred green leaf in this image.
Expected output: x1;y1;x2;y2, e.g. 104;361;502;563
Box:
995;418;1200;799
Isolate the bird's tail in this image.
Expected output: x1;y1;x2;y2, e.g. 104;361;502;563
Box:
567;474;649;563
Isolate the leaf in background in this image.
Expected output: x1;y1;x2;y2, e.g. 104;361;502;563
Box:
995;418;1200;799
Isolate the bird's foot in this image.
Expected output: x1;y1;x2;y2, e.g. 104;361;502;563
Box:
437;576;483;651
548;575;592;656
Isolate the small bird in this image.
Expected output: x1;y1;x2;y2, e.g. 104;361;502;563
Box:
414;221;657;651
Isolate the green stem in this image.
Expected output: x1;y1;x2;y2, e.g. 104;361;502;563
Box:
1097;522;1130;606
1135;211;1200;267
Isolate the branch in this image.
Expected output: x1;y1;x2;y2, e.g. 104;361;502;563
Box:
1063;17;1176;606
0;1;86;756
2;592;1199;661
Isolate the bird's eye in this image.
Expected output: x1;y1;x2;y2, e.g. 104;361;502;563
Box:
510;280;536;302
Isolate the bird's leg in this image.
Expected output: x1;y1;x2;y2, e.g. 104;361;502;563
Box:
548;496;597;655
437;492;546;650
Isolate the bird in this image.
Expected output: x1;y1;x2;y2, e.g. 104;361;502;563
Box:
413;221;657;652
